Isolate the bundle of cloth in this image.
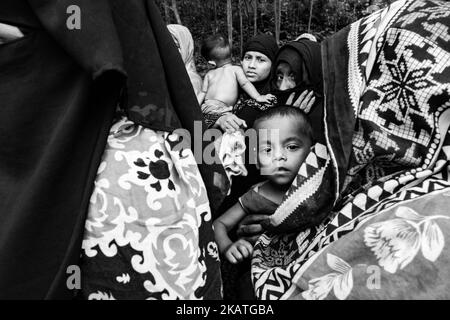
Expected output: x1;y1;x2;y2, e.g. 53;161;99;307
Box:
215;131;248;189
252;0;450;300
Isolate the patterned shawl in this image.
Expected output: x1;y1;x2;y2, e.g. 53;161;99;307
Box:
252;0;450;300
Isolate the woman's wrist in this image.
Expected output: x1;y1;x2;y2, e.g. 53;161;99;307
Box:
215;113;232;130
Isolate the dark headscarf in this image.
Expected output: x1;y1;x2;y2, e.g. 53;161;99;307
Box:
0;0;227;299
241;34;278;95
276;47;304;84
272;39;323;103
272;39;325;144
243;34;279;63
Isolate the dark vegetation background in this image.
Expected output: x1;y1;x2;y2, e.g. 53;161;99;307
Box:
156;0;393;74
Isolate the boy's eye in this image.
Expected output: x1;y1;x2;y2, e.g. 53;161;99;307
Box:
287;145;300;151
244;55;251;60
261;147;272;153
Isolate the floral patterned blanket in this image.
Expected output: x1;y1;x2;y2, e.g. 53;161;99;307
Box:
252;0;450;299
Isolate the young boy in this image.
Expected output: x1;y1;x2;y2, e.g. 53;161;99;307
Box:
213;106;313;264
198;35;275;126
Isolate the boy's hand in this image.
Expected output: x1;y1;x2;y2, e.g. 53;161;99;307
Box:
256;94;275;103
224;239;254;264
255;94;276;104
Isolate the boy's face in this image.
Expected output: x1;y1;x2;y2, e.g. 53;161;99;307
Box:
256;116;311;186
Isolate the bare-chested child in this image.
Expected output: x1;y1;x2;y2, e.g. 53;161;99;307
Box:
198;35;275;126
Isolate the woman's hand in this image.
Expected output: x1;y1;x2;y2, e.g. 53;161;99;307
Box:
215;114;247;133
235;214;268;245
0;23;24;44
286;90;316;114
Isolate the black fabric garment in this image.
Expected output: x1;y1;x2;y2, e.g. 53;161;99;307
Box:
272;39;325;144
276;47;304;85
0;0;125;299
0;0;227;299
273;40;323;93
243;34;279;62
30;0;229;213
321;24;356;190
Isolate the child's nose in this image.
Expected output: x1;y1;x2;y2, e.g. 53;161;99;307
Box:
273;150;287;161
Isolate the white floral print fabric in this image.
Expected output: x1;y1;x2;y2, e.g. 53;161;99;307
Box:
79;117;222;300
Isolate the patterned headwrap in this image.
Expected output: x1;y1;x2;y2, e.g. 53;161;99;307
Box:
167;24;203;96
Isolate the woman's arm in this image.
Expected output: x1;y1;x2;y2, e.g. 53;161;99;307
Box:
235;214;268;245
213;202;247;254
